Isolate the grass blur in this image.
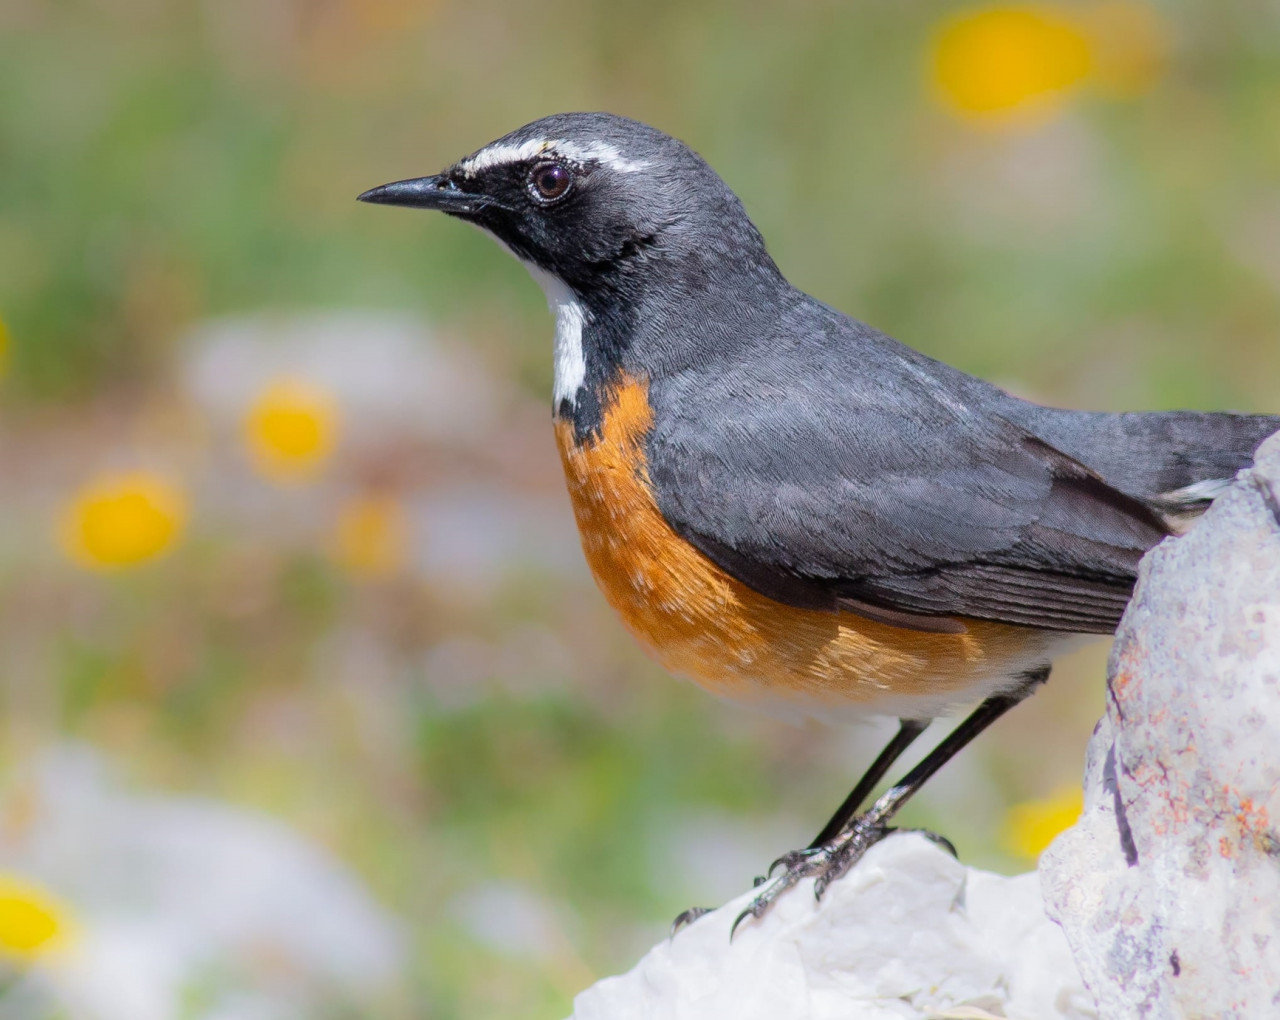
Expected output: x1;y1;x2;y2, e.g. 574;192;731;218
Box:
0;1;1278;1017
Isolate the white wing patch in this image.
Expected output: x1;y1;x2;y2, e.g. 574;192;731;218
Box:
458;137;648;177
1159;477;1234;505
1156;476;1234;535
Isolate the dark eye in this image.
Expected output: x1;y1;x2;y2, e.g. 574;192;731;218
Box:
529;162;572;202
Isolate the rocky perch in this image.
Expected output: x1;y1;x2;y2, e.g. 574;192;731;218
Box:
569;432;1280;1020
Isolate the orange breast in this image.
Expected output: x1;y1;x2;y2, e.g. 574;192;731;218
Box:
555;375;1055;720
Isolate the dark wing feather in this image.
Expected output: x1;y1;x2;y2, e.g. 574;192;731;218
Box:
646;314;1169;634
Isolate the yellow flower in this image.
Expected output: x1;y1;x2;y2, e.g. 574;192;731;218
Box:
0;874;77;962
0;316;10;379
60;471;186;570
333;493;408;579
1002;784;1084;859
243;377;339;483
931;5;1093;125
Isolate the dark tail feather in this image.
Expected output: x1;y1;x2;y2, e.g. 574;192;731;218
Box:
1002;405;1280;504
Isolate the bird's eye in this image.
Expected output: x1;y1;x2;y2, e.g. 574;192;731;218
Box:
529;162;572;202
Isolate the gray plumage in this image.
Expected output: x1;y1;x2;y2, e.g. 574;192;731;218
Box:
646;305;1277;633
359;111;1279;636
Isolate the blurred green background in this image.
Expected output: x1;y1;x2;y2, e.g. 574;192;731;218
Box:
0;1;1277;1017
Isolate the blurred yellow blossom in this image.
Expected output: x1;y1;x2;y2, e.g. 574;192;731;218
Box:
244;376;339;482
333;493;408;579
931;3;1167;126
931;5;1094;124
0;874;76;961
1002;784;1084;859
60;471;186;570
0;315;10;379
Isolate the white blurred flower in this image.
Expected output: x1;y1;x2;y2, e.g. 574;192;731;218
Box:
936;115;1109;241
0;746;405;1020
450;881;566;961
183;311;505;451
408;482;582;600
448;881;595;1002
650;811;809;908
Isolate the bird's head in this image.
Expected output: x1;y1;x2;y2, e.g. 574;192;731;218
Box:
360;113;788;423
358;112;774;297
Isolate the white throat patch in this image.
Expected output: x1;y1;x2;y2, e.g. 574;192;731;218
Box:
474;232;588;409
525;263;588;408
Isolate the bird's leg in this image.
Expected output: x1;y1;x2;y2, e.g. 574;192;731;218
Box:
671;717;928;936
808;718;930;850
759;717;931;882
732;667;1050;938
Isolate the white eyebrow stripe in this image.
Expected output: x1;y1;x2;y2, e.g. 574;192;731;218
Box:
458;138;554;175
553;140;648;173
457;138;649;176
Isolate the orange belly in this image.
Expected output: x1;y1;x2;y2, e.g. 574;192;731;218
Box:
554;375;1058;721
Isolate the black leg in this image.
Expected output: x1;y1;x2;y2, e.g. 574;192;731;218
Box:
674;718;927;936
807;718;929;849
857;689;1034;827
733;666;1051;938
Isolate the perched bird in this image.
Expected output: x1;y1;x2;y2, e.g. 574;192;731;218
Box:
359;113;1279;933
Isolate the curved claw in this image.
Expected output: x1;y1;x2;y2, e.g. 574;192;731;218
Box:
670;906;713;937
726;815;938;943
729;902;759;941
730;868;804;941
909;827;958;858
767;847;819;878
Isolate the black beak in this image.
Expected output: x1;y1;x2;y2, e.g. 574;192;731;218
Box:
357;174;497;215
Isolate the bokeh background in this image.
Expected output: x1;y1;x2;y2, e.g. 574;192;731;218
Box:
1;1;1278;1017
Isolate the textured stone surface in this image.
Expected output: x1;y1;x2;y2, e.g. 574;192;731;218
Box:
1041;432;1280;1018
570;834;1093;1020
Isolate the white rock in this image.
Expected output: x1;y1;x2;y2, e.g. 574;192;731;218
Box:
1041;431;1280;1019
570;834;1093;1020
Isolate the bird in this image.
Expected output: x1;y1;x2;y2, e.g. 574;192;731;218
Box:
358;112;1280;935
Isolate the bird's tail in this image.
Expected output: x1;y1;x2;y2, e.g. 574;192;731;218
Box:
1004;404;1280;519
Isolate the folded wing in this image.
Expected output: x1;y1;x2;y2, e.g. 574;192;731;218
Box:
646;323;1169;635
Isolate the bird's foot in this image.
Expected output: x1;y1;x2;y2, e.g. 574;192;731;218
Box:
898;826;958;858
669;905;713;937
730;813;895;940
